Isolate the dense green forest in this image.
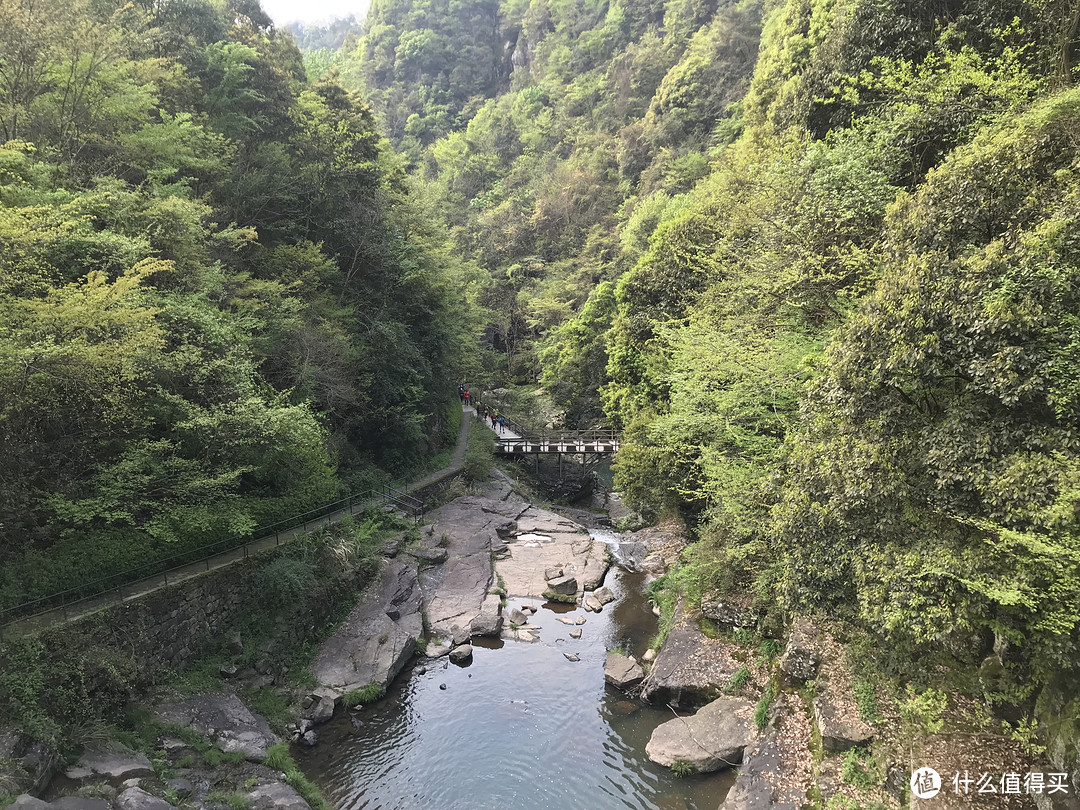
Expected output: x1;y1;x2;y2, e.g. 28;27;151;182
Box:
320;0;1080;706
0;0;481;612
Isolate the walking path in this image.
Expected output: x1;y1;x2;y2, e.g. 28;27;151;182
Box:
464;403;523;441
1;406;475;639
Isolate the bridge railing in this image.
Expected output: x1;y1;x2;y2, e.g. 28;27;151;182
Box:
0;483;424;632
495;428;620;450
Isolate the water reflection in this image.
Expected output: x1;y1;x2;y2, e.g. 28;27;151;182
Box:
295;535;734;810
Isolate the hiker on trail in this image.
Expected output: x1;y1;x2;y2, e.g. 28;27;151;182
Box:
464;390;471;405
490;410;498;430
498;415;506;434
459;384;465;402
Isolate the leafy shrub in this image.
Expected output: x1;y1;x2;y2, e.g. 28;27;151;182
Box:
463;423;495;482
257;557;316;609
853;680;880;724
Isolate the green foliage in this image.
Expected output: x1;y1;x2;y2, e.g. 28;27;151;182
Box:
342;684;386;706
241;688;294;736
754;681;776;729
670;759;696;777
206;791;250;810
0;0;477;611
841;747;882;791
264;743;332;810
1002;717;1047;756
899;686;947;751
852;681;881;724
464;421;496;482
725;666;751;695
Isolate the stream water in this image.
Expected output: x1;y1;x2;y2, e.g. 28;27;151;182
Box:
295;530;734;810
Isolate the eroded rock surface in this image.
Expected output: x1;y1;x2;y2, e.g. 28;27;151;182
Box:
814;672;874;752
63;744;154;787
155;694;278;763
641;604;741;707
309;559;422;698
604;653;645;690
645;696;757;773
720;731;799;810
778;617;821;682
421;490;528;637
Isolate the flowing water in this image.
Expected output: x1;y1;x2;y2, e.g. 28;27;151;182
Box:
295;530;734;810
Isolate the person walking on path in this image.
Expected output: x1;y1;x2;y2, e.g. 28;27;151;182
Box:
464;390;471;406
498;415;506;434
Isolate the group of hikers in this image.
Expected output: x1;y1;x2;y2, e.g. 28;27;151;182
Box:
459;384;508;434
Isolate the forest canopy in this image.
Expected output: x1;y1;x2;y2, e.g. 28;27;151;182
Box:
0;0;479;612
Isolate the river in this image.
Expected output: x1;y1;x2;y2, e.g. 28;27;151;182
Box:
294;529;735;810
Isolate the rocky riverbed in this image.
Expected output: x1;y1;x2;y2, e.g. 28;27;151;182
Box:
7;467;1051;810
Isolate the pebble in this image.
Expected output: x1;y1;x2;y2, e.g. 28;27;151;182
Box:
564;653;580;662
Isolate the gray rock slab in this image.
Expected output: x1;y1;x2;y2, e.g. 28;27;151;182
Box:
645;696;757;773
605;653;645;689
470;594;503;636
115;787;177;810
814;673;874;752
719;732;799;810
8;796;49;810
449;645;473;664
583;595;603;612
593;586;615;605
422;495;527;636
155;694;278;763
64;743;154;786
640;603;739;707
309;560;422;697
497;506;607;598
48;799;111;810
247;783;311;810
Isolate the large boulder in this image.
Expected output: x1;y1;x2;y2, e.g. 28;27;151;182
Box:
156;694;279;762
645;696;757;773
309;560;422;698
299;689;336;727
701;592;760;630
247;783;311;810
593;586;615;605
8;797;49;810
719;731;800;810
470;595;503;636
449;645;473;664
640;604;739;708
814;673;874;752
778;617;821;682
604;654;645;690
63;743;155;786
546;575;577;597
115;787;177;810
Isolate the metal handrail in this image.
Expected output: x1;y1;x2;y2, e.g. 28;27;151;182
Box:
0;482;425;629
